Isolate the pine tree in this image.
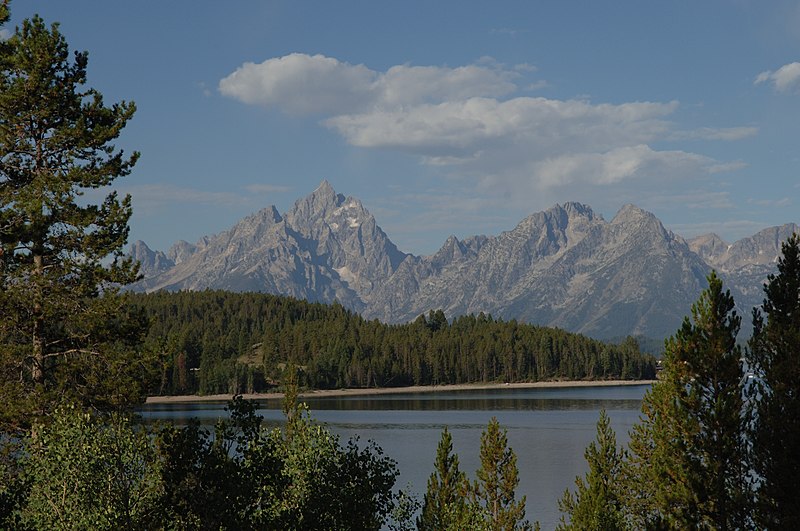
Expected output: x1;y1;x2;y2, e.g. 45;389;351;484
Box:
418;427;468;531
0;8;147;429
625;271;749;529
557;410;627;530
748;233;800;528
472;417;531;531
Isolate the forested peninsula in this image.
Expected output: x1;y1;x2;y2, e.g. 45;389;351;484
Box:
130;290;657;397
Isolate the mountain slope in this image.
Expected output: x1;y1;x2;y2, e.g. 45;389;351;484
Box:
130;182;796;339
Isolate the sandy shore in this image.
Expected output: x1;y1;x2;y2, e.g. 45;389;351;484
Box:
145;379;656;404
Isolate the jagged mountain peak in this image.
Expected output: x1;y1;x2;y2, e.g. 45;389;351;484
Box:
285;180;373;231
688;233;729;265
431;235;469;265
561;201;598;219
130;240;174;278
166;240;197;265
314;179;336;197
611;203;657;224
288;181;339;217
128;184;796;339
515;202;593;232
130;239;153;254
699;222;799;271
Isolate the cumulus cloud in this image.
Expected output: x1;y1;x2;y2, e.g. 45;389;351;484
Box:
221;53;747;193
326;97;675;157
219;54;377;114
219;53;516;115
533;145;719;187
755;62;800;92
0;29;11;41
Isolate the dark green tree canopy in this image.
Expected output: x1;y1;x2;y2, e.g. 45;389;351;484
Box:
748;233;800;528
0;7;146;429
626;271;749;529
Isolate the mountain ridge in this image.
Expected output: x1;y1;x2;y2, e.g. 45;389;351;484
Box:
129;181;797;339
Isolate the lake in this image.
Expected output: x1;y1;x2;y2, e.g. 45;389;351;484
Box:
138;384;650;530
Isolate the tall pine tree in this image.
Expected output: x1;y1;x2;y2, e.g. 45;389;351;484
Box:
471;417;532;531
0;7;147;429
418;427;468;531
557;410;627;531
625;271;749;529
748;233;800;528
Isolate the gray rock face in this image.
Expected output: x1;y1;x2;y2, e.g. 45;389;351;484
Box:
129;181;407;311
689;223;800;327
129;240;174;278
130;182;797;339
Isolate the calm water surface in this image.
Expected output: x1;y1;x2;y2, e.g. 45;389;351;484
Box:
139;384;650;530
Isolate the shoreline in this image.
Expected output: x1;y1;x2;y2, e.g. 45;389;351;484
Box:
145;379;656;404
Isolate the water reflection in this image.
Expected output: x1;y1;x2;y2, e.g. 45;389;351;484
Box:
139;384;649;422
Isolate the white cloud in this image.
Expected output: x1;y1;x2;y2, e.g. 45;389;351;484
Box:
0;29;10;41
533;145;719;187
219;53;517;115
708;161;748;174
377;64;517;106
755;62;800;92
221;54;746;194
325;97;675;156
219;53;377;114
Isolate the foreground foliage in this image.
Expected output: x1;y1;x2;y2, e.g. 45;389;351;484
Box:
421;419;534;531
557;410;625;531
0;396;401;530
561;234;800;530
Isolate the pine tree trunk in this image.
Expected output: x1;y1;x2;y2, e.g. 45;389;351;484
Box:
32;253;44;384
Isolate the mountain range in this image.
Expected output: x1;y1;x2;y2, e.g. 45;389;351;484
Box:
129;181;798;340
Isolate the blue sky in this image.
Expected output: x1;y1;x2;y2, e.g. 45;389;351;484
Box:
9;1;800;255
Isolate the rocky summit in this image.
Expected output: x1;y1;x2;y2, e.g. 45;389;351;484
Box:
129;182;797;340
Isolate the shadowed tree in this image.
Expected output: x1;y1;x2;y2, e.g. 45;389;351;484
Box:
0;6;148;429
625;271;749;529
748;233;800;528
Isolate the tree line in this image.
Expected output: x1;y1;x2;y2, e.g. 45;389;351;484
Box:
130;290;656;396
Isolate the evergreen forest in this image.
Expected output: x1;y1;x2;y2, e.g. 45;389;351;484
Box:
130;290;656;396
